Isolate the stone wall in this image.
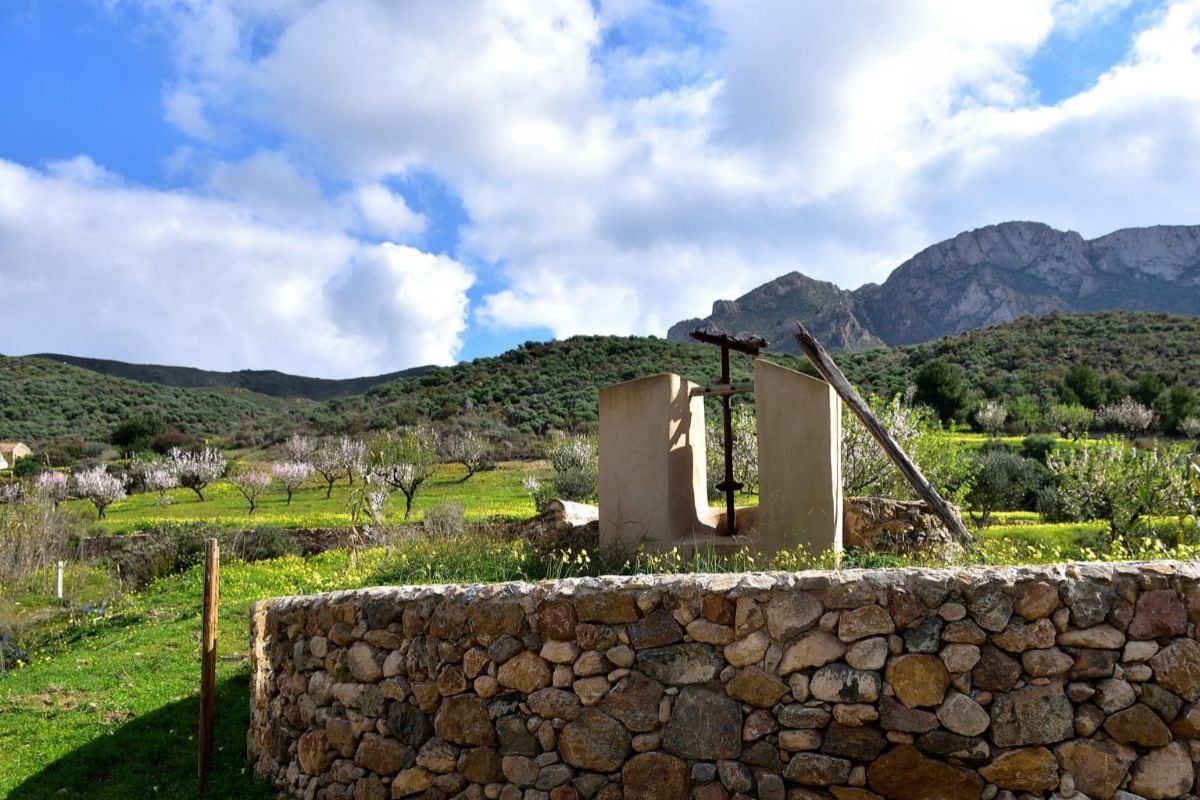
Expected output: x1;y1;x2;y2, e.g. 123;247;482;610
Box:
249;563;1200;800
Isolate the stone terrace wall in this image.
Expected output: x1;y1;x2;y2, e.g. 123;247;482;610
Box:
249;563;1200;800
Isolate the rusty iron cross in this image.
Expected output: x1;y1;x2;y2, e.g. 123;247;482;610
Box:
689;328;767;535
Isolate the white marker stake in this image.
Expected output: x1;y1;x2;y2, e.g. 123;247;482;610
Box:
56;561;64;600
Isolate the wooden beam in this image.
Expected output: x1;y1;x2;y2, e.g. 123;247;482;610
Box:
793;322;974;546
690;381;755;398
199;538;219;787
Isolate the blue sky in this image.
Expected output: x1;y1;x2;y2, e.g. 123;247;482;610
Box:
1;0;1198;377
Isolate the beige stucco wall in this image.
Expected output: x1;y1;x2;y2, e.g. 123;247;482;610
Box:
754;359;843;557
598;374;717;550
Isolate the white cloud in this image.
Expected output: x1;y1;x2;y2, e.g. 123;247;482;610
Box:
0;158;472;375
354;184;426;242
325;244;475;367
74;0;1200;360
206;150;329;226
1054;0;1135;33
165;86;216;140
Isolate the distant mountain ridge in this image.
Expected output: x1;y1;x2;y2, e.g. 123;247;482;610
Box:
26;353;435;401
668;222;1200;353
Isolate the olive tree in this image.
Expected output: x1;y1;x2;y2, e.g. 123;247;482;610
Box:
1046;403;1093;441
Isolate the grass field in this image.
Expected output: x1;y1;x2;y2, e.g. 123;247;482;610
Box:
70;461;546;534
0;550;396;799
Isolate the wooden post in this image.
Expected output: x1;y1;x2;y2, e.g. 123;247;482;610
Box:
198;538;219;787
794;322;974;546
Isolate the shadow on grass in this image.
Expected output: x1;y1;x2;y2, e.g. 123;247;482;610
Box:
8;673;275;800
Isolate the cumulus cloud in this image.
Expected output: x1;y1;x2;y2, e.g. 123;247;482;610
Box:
325;244;474;367
55;0;1200;360
354;185;426;242
0;158;472;376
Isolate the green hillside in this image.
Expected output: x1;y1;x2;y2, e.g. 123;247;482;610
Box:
0;357;311;446
311;336;801;445
7;311;1200;451
837;310;1200;401
27;353;433;401
314;311;1200;443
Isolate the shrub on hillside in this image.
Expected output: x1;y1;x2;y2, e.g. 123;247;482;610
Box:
1020;434;1058;464
424;501;467;538
1045;437;1190;540
966;450;1045;524
545;433;598;504
11;456;41;479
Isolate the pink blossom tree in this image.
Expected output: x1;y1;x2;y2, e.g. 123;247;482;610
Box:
312;438;354;499
129;456;179;505
34;471;69;508
72;466;126;519
167;447;227;501
230;470;272;514
272;461;313;505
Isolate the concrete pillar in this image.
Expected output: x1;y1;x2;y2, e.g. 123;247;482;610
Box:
598;373;716;549
754;359;843;558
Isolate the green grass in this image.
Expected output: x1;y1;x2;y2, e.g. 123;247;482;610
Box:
0;549;396;799
73;461;545;535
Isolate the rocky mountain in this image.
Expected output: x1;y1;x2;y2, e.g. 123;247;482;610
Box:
668;221;1200;353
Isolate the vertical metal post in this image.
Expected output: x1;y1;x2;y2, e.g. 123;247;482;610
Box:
719;346;739;535
690;329;766;537
55;561;64;600
199;538;219;787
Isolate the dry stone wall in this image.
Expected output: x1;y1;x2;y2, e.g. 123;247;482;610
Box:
249;563;1200;800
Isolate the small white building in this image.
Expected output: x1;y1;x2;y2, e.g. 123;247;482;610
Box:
0;442;33;469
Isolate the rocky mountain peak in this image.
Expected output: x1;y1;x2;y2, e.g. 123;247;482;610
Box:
668;221;1200;353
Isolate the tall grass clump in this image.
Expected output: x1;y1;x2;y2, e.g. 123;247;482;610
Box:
0;496;82;592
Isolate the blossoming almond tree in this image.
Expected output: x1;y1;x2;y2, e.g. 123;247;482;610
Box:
272;461;313;505
370;427;438;519
34;471;69;508
446;430;491;483
312;437;364;498
130;456;178;505
230;470;272;515
167;447;227;501
72;466;126;519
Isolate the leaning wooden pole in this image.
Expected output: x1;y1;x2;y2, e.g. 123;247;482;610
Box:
198;538;219;788
794;322;974;546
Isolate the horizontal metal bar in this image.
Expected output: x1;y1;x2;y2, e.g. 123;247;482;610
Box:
690;381;754;398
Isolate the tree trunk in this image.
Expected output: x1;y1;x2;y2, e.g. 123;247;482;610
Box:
404;493;414;519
